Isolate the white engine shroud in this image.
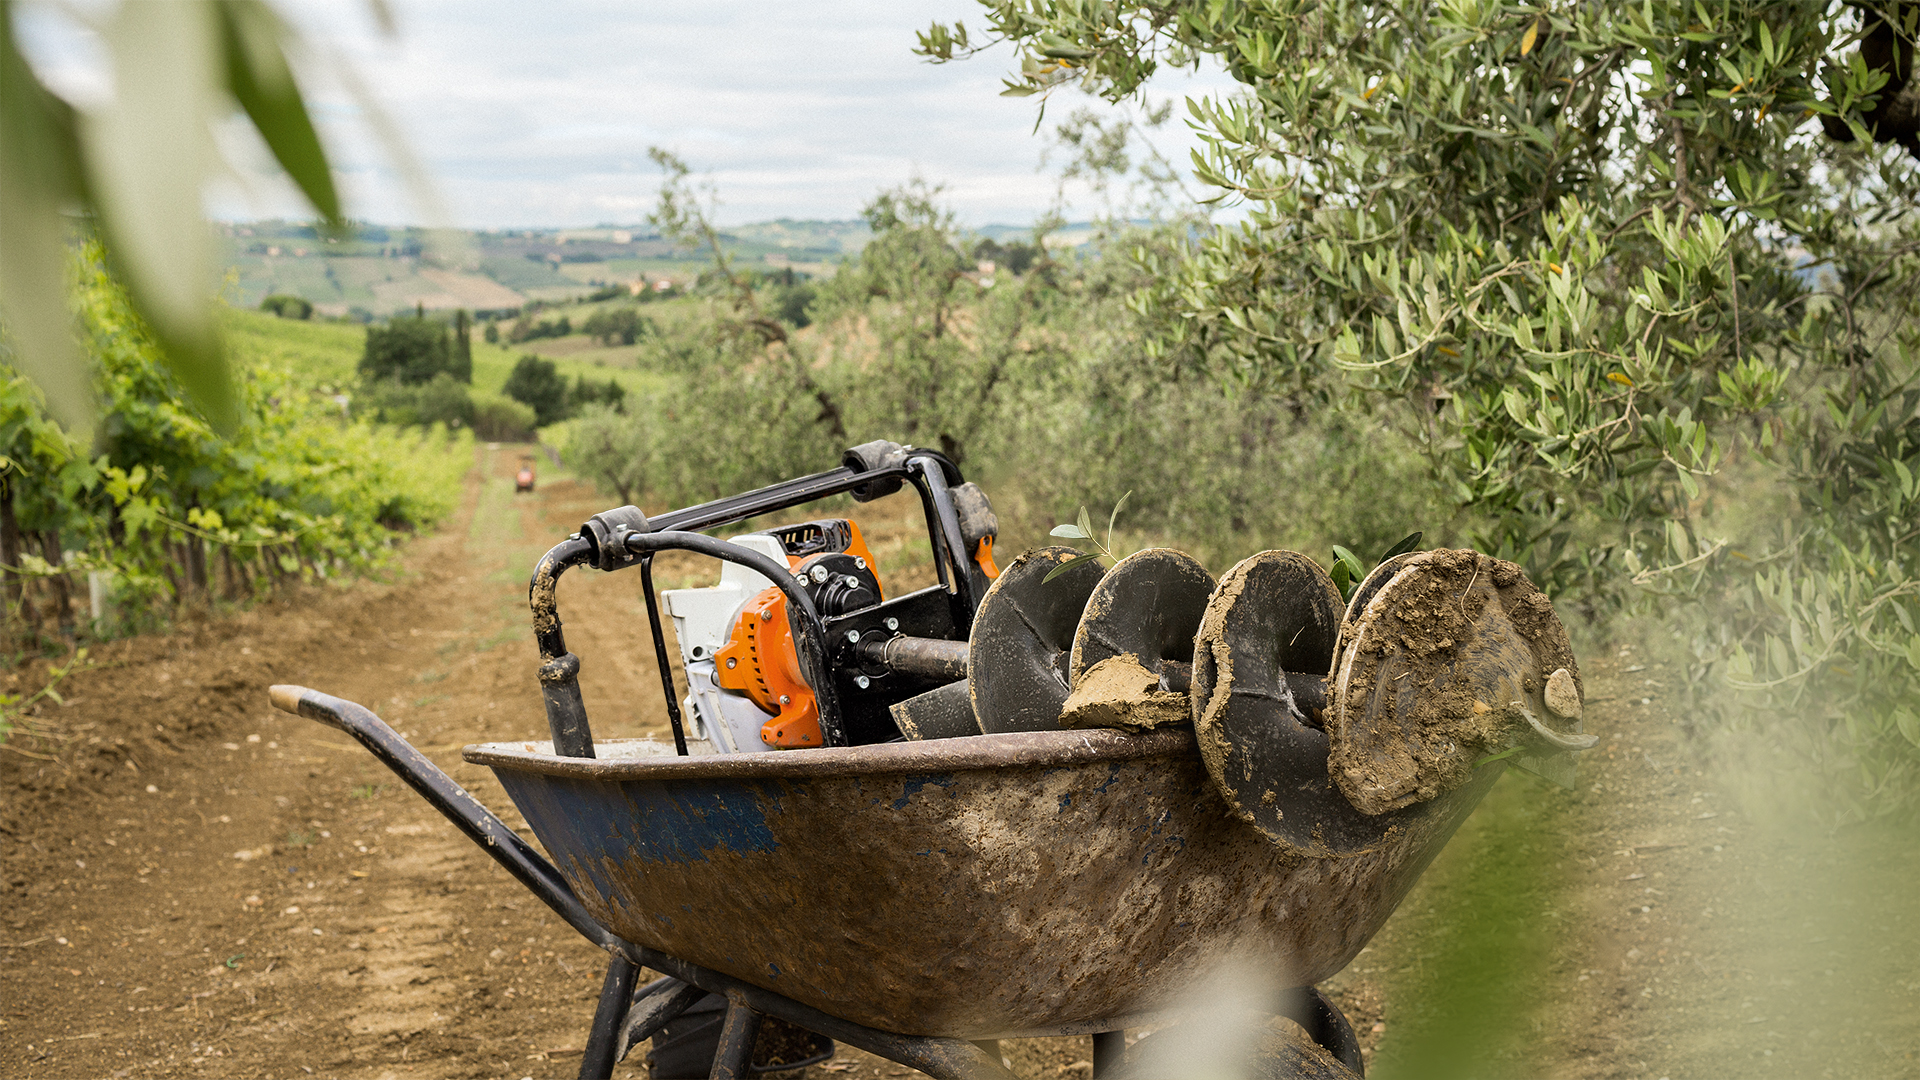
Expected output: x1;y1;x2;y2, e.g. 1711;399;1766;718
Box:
660;533;789;754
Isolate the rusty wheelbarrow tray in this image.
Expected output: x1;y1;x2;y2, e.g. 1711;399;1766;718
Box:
464;726;1492;1041
272;685;1407;1079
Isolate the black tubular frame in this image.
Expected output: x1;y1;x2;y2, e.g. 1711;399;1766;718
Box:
713;991;766;1080
638;555;690;755
581;954;639;1079
525;445;976;759
623;530;847;745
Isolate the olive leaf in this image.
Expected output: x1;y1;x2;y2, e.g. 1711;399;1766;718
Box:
218;1;341;230
1380;531;1423;561
1331;544;1365;586
83;2;234;431
0;9;93;438
1106;489;1131;552
1047;491;1136;584
1042;551;1105;584
1330;559;1354;602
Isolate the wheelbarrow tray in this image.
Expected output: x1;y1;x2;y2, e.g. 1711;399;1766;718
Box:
464;726;1492;1041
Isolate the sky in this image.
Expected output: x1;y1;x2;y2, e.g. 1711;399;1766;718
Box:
17;0;1243;229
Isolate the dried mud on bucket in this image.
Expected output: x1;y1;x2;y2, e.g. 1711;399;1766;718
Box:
1329;549;1582;816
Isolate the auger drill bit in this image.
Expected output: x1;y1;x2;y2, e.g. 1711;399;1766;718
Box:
1059;548;1216;730
965;546;1106;734
1194;548;1593;854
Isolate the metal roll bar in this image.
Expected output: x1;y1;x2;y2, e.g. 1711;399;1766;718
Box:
523;442;973;760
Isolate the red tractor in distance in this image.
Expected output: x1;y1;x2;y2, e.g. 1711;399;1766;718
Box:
515;454;536;494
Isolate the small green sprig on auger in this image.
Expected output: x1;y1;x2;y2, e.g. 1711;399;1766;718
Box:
1330;531;1425;603
1045;491;1132;583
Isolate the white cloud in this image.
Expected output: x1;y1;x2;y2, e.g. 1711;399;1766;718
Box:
17;0;1243;228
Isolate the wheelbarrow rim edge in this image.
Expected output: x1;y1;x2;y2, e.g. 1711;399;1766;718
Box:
461;726;1195;781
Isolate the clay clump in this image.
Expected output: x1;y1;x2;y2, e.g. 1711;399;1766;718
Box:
1545;667;1582;719
1059;655;1190;731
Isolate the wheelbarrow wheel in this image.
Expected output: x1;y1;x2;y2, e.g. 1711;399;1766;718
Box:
645;992;833;1079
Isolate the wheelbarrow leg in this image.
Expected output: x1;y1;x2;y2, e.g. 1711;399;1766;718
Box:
579;954;640;1080
1092;1030;1126;1077
711;989;766;1080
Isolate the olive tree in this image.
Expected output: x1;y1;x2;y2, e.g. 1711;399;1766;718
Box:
812;181;1069;466
922;2;1920;815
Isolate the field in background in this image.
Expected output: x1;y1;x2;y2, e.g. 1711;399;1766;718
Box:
221;219;859;317
219;219;1086;318
226;307;671;403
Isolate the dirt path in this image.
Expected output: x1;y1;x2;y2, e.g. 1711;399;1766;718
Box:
1;451;1913;1079
0;447;652;1078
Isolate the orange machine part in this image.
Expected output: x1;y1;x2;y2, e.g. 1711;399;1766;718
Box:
713;588;822;748
973;534;1001;579
837;522;884;599
766;519;884;600
711;518;891;750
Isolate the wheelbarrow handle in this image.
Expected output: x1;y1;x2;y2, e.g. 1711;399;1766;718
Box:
268;684;620;952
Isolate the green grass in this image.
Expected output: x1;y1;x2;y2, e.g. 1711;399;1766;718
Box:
553;255;713;284
471;338;671;399
224;308;364;385
477;254;577;291
467;462;523;545
225;254;345;308
223;307;670;439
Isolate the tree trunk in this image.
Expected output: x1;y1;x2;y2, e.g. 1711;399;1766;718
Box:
0;480;31;632
160;545;182;602
39;530;74;635
185;535;208;596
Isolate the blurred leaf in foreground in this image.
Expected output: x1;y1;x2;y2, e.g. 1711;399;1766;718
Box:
0;0;345;437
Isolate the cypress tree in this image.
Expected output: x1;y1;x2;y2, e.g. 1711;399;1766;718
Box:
451;309;472;383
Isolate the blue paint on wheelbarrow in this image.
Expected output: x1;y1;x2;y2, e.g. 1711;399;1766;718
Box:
891;772;955;810
506;773;784;866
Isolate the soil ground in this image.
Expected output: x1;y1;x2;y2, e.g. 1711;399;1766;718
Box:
2;447;1914;1079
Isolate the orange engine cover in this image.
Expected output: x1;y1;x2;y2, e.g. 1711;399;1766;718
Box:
713;588;822;748
709;519;891;750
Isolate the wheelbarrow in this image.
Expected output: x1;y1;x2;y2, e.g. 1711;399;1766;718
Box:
271;441;1593;1079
